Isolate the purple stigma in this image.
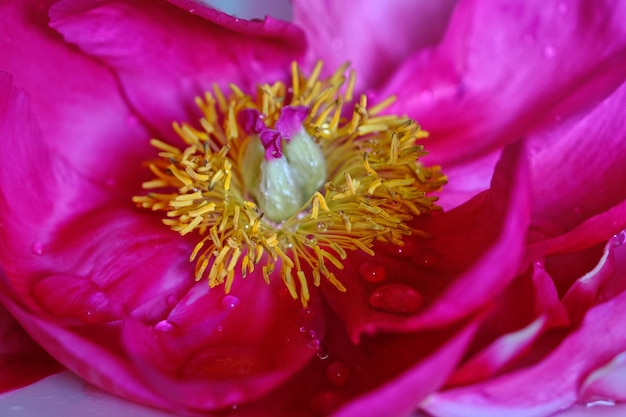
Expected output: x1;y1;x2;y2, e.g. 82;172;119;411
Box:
275;106;308;141
239;105;309;161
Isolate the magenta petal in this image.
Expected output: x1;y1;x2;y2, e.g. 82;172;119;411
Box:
0;300;63;393
321;140;530;342
0;293;171;409
423;246;626;416
560;240;619;325
331;317;479;417
580;351;626;403
49;0;306;136
447;317;545;386
121;276;323;410
293;0;457;91
529;79;626;237
380;0;626;167
0;0;152;189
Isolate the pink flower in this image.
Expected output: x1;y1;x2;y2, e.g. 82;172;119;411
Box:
1;1;626;417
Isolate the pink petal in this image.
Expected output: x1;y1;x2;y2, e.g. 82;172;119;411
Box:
120;277;323;409
292;0;457;91
331;317;480;417
321;140;530;342
447;317;546;387
422;242;626;417
580;351;626;403
0;0;152;191
379;0;626;169
528;79;626;239
49;0;306;137
0;300;63;393
0;293;171;409
560;240;619;325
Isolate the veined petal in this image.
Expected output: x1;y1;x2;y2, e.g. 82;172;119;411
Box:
0;300;63;393
423;242;626;417
293;0;457;91
380;0;626;169
49;0;306;137
320;140;530;342
528;79;626;239
0;0;152;192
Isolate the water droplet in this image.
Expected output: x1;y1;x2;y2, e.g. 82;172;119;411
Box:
543;44;556;59
369;284;423;315
216;325;224;333
611;230;626;246
31;241;44;255
221;295;240;310
359;261;386;283
189;8;195;13
104;177;116;187
420;89;433;103
305;234;317;245
126;114;139;126
413;249;438;267
586;400;616;407
166;295;178;307
325;361;350;387
377;238;417;258
317;222;327;232
306;339;320;351
155;320;177;332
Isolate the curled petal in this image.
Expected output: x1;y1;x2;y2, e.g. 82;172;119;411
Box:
293;0;457;91
321;140;530;342
380;0;626;169
0;300;63;393
49;0;306;136
423;244;626;417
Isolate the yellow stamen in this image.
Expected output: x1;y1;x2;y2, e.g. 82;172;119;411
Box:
133;61;447;307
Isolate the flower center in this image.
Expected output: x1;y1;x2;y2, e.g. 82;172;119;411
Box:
133;62;447;306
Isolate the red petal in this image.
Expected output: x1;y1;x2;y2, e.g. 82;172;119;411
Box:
0;301;63;393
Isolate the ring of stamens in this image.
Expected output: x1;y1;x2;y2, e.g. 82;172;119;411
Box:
133;61;447;306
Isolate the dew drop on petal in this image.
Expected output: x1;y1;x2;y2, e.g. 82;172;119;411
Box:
543;44;556;59
126;114;139;126
586;400;616;407
369;284;423;315
221;295;240;310
325;361;350;387
306;339;321;351
155;320;177;332
377;238;418;258
216;325;224;333
420;89;434;103
317;222;327;232
31;241;44;255
413;249;438;267
166;295;178;307
359;261;386;283
611;230;626;246
305;234;317;245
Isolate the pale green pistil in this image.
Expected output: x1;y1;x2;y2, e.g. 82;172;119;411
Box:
243;127;327;222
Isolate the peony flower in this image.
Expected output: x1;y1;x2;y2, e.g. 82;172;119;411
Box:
1;1;626;417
